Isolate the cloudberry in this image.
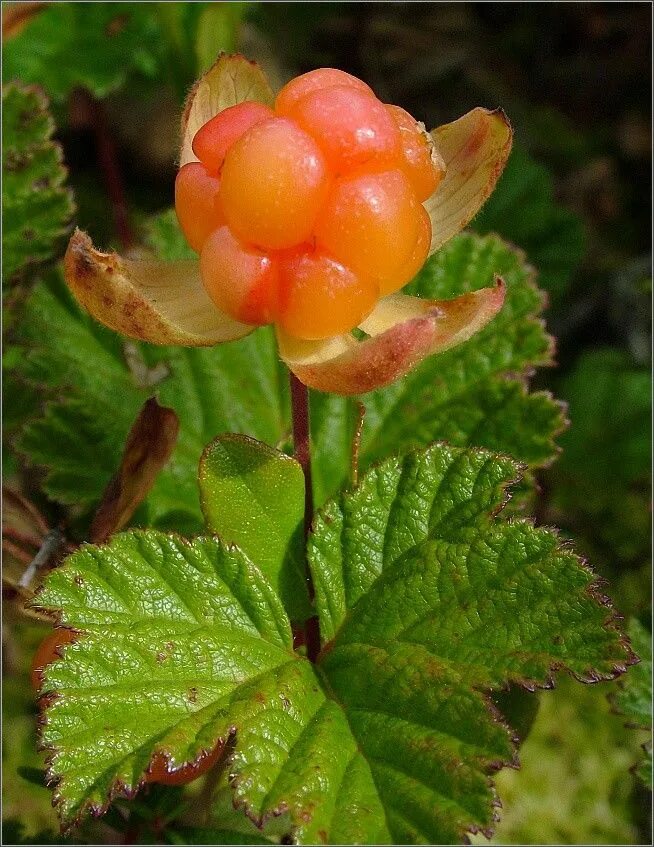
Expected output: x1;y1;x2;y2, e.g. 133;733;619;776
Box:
380;205;433;296
192;101;274;174
315;169;424;288
176;68;441;340
278;248;378;340
286;86;400;174
200;227;278;326
275;67;374;115
387;104;445;202
220;117;329;251
174;163;224;253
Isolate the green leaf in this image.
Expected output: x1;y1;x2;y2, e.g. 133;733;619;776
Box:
3;4;163;102
199;435;310;622
35;530;293;825
36;445;631;842
311;231;565;506
2;84;74;287
472;145;585;299
614;619;652;728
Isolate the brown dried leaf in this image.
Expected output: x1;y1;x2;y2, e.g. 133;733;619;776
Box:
89;398;179;543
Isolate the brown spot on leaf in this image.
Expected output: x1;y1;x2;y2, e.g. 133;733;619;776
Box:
146;739;226;786
105;13;128;36
187;686;198;704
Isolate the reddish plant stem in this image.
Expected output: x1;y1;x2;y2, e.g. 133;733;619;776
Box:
88;94;134;250
289;371;321;662
350;401;366;488
289;372;313;537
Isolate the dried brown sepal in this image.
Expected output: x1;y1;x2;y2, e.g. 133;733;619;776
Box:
426;107;513;254
279;280;506;396
89;398;180;543
64;228;252;346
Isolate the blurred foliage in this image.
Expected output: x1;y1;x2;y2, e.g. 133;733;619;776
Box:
544;349;651;586
612;619;653;789
471;676;648;846
2;2;651;845
3;3;163;102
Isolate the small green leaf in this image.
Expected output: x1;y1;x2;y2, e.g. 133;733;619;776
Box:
2;84;74;286
37;446;631;843
199;434;310;622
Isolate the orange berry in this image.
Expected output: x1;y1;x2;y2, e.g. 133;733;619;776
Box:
200;226;278;326
386;105;444;202
31;628;79;693
175;163;224;253
146;743;224;786
379;205;432;296
191;101;274;175
278;248;378;340
287;86;400;174
275;68;374;116
315;169;423;290
220;117;329;250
